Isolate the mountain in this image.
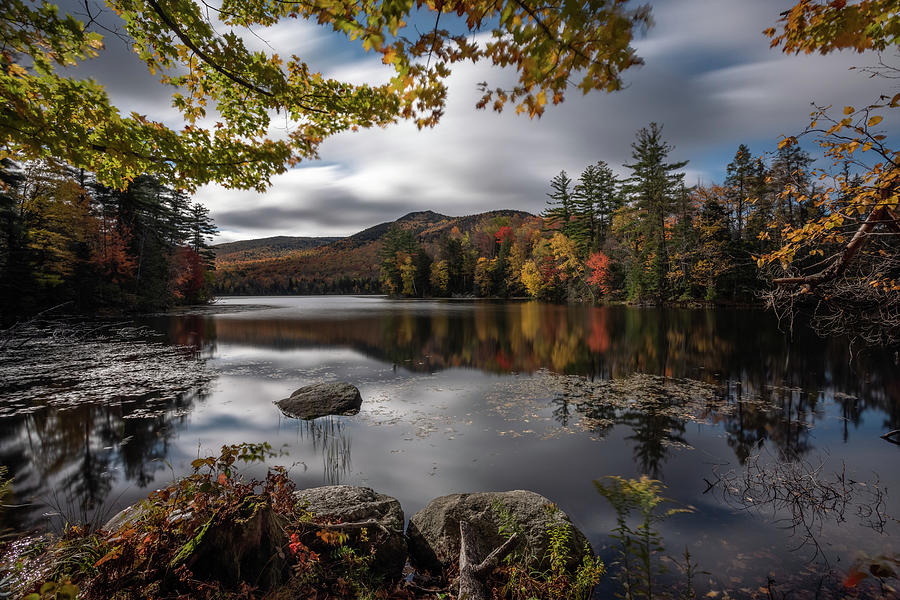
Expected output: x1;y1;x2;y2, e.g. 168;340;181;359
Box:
214;209;537;295
213;235;341;262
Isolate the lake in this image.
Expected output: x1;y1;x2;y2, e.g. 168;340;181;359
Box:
2;296;898;598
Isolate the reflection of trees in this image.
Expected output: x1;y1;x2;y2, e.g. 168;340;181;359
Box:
212;302;899;465
153;314;218;359
620;406;687;479
0;390;205;532
556;378;690;477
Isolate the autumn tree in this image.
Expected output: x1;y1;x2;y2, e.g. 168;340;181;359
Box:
761;0;900;346
691;185;734;300
378;225;417;296
2;0;653;191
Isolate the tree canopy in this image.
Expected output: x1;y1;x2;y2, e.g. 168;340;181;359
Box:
1;0;652;190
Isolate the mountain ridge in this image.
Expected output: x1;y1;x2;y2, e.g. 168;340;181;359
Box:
214;208;538;295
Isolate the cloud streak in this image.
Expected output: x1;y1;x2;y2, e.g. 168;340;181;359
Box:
65;0;895;242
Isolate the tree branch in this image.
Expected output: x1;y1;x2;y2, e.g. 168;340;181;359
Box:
773;199;899;292
146;0;274;98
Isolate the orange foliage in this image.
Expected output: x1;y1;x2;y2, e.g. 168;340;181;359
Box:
586;251;613;295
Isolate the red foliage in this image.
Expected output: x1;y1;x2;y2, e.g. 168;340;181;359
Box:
586;251;612;296
92;222;137;284
843;569;866;588
171;246;206;302
494;226;514;244
587;309;610;353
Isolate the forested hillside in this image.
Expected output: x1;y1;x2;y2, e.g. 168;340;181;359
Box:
214;236;340;262
214;209;535;295
0;158;217;320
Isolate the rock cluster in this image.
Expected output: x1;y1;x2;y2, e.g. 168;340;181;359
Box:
103;485;592;593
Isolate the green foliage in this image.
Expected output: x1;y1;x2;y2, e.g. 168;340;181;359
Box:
489;500;604;600
622;123;688;303
23;581;80;600
595;475;693;600
543;171;575;235
2;0;652;190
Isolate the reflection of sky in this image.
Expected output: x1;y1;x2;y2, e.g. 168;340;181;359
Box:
3;297;899;597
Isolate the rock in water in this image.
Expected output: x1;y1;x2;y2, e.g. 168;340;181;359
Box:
293;485;407;581
275;382;362;419
406;490;590;576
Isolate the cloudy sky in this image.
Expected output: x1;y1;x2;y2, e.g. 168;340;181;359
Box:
72;0;893;243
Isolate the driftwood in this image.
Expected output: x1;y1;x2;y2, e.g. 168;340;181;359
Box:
457;520;519;600
299;518;391;536
881;429;900;446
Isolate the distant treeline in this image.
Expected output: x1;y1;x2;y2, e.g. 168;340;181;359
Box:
0;158;217;320
218;275;381;296
379;123;831;304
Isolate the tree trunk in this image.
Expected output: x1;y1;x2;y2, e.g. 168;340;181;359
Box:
457;520;519;600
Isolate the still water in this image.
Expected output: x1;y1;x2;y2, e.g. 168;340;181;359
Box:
2;296;899;597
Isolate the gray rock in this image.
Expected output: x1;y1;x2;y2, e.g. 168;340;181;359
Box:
293;485;407;581
406;490;590;576
276;382;362;419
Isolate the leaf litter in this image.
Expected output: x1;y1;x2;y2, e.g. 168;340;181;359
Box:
0;321;214;418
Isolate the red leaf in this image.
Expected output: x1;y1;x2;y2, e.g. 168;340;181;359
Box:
843;569;867;588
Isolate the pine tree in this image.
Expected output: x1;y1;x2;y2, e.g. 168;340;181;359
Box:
623;123;688;302
188;202;218;267
572;161;622;254
724;144;754;240
769;145;813;228
543;171;574;234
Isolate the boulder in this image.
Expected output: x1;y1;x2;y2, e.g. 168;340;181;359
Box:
276;382;362;419
293;485;407;581
406;490;590;576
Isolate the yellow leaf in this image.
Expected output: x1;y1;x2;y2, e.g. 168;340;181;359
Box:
867;115;883;127
843;106;854;115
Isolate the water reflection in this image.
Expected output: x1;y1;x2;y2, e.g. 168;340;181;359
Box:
207;302;896;398
0;390;203;532
1;298;897;563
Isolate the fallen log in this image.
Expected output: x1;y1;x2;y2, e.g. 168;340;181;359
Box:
881;429;900;445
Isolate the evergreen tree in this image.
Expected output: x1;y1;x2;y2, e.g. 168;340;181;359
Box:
0;159;27;316
724;144;754;240
188;202;218;266
378;225;417;295
572;161;622;254
744;157;772;254
543;171;574;235
769;145;813;228
622;123;688;302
